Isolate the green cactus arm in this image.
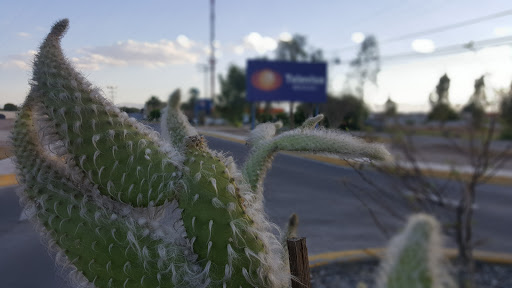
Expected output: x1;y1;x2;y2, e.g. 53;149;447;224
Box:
300;114;324;130
243;117;392;191
161;90;198;151
13;102;204;288
376;214;456;288
28;19;182;207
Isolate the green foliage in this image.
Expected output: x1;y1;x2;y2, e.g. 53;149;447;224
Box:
3;103;18;111
145;95;162;110
275;112;290;126
428;74;459;123
428;103;459;122
349;35;380;98
119;106;141;113
384;97;397;117
275;34;309;62
148;109;161;121
499;82;512;138
461;76;486;128
180;87;199;114
275;34;324;62
321;95;369;131
217;64;247;125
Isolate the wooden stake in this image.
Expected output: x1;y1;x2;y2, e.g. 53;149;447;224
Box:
287;237;311;288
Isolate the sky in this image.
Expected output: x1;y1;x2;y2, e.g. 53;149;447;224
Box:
1;0;512;112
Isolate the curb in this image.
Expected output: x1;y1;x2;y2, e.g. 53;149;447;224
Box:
0;174;17;187
199;131;512;186
309;248;512;268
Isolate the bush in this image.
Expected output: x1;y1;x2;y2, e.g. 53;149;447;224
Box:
148;109;161;121
427;103;459;122
3;103;18;111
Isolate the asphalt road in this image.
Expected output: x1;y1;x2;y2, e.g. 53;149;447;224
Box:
1;135;511;287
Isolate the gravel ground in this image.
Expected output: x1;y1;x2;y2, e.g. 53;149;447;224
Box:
311;260;512;288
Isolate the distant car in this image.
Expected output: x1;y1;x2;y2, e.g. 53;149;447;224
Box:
0;114;5;120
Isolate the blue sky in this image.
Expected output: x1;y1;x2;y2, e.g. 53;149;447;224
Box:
1;0;512;112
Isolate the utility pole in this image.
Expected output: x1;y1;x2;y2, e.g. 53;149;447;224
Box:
197;63;209;99
106;85;117;104
210;0;215;100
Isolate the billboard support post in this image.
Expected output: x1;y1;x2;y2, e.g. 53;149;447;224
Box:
251;102;256;130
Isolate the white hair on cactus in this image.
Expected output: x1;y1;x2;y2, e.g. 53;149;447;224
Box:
376;213;455;288
243;120;392;193
246;121;282;147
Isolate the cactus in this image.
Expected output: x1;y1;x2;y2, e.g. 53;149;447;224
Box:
13;19;391;288
376;214;455;288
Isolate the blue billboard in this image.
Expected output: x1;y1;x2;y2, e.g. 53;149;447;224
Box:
194;99;213;115
246;60;327;102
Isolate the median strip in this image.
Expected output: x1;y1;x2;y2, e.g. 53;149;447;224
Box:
309;248;512;267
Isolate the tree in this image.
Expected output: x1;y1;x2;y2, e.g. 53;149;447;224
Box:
428;74;459;124
462;76;486;129
275;34;309;62
275;34;325;128
499;81;512;139
181;87;200;117
119;106;141;113
320;94;368;131
3;103;18;111
346;78;512;288
145;96;162;110
148;109;161;121
348;35;380;99
217;65;247;126
144;95;163;120
384;96;397;117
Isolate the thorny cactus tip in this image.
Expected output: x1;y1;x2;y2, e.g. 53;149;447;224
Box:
13;19;391;288
376;214;455;288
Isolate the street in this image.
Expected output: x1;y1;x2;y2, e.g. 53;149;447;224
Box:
0;135;511;287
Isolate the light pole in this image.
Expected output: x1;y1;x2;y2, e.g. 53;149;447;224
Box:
106;85;117;104
210;0;215;100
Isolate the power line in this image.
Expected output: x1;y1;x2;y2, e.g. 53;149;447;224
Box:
382;8;512;44
381;35;512;63
335;8;512;52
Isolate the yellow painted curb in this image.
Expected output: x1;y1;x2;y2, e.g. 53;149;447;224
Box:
201;132;512;186
200;131;246;144
309;248;512;268
0;174;17;187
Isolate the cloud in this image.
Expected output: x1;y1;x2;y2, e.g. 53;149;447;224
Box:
494;26;512;37
351;32;365;44
73;39;200;70
176;35;194;49
411;39;436;54
279;32;292;42
0;50;36;70
17;32;31;38
242;32;278;55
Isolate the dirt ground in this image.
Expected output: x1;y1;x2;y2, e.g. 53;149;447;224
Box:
0;119;14;160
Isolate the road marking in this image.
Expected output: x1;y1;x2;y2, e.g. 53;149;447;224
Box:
200;131;246;144
0;174;17;187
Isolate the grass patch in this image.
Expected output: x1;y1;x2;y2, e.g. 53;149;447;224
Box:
0;146;13;160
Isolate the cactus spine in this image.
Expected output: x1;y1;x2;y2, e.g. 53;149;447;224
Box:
13;19;391;287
